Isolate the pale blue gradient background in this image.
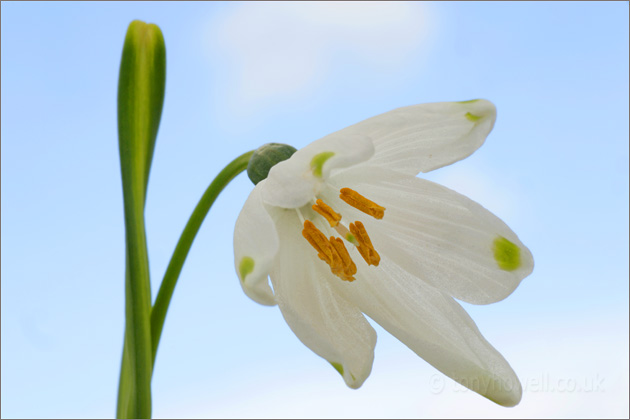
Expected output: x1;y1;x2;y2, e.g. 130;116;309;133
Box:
1;2;628;418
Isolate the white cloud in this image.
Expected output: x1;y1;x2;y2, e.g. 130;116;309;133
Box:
207;2;432;112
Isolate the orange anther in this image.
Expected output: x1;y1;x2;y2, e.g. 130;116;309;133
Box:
349;221;381;266
302;220;357;281
329;236;357;281
312;199;342;227
339;188;385;220
302;220;332;262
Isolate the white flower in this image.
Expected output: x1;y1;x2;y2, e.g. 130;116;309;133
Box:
233;100;534;406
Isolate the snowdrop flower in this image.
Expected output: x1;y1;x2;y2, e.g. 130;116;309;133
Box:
233;100;533;406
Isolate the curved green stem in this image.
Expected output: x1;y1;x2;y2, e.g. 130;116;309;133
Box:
150;150;254;362
117;150;253;418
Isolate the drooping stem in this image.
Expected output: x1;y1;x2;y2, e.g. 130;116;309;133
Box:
117;151;253;418
150;150;254;363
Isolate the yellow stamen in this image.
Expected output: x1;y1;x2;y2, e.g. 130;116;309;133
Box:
312;199;342;227
302;220;333;263
326;240;343;276
329;236;357;281
339;188;385;220
302;220;357;281
349;221;380;266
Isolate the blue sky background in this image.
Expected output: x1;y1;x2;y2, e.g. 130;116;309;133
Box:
1;1;628;418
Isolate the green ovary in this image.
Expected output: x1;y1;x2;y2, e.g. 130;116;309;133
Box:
492;236;521;271
310;152;335;178
239;257;255;281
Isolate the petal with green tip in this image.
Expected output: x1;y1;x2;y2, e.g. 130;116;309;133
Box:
270;210;376;389
324;99;497;175
327;165;534;305
233;182;279;306
261;134;374;209
332;257;523;407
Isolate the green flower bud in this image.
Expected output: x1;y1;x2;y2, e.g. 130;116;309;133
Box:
247;143;297;185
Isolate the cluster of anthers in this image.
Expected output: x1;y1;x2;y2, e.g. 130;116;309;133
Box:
301;188;386;282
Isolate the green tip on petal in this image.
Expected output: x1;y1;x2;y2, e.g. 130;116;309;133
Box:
493;236;521;271
330;362;344;376
465;112;482;122
239;257;255;281
458;99;479;104
310;151;335;178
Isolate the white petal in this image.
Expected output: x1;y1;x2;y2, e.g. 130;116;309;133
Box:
233;181;279;306
332;100;496;175
326;166;533;305
261;134;374;209
332;257;522;406
269;210;377;388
